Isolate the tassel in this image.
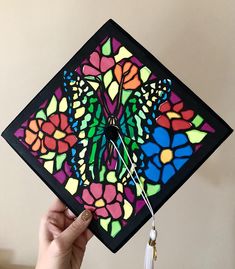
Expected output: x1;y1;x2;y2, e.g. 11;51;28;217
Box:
144;223;157;269
109;136;158;269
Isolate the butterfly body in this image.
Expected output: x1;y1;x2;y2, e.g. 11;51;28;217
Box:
63;70;171;187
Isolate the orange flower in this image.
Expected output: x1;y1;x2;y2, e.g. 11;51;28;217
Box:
24;119;47;153
114;61;141;90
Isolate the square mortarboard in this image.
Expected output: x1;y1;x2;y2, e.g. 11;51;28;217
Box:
2;19;232;253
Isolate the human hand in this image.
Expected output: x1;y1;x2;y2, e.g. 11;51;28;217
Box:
36;198;93;269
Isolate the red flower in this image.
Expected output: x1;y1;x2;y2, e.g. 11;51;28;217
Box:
156;100;194;131
81;183;123;219
41;113;77;153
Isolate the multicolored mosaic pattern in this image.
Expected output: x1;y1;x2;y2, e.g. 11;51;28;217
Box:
14;36;216;238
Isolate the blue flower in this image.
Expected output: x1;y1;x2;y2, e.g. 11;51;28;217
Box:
141;127;193;184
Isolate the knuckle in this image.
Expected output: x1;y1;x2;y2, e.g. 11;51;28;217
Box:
41;212;59;226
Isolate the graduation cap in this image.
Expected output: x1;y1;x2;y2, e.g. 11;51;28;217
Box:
2;19;232;268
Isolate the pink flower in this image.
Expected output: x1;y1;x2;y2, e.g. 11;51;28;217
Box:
82;51;115;77
81;183;123;219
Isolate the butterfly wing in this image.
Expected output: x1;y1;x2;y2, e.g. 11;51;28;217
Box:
117;78;172;187
63;71;107;185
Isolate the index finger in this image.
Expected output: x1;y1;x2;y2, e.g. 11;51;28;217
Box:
49;198;67;212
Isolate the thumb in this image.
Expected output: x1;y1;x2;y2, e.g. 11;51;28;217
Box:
54;209;93;251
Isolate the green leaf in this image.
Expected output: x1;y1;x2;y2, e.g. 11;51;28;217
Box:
100;217;111;231
97;75;102;81
121;90;132;105
102;38;112;56
40;152;56;160
119;165;126;179
82;96;87;105
89;97;98;103
135;91;141;97
89;164;95;179
123;136;131;145
111;220;121;237
134;114;143;137
127;117;135;127
129;125;135;138
46;95;57;116
95;105;101;118
131;141;139;150
138;110;146;119
103;69;113;88
90;118;99;127
88;104;94;113
99;165;106;182
124;150;129;165
56;153;66;170
88;127;96;138
36;109;47;120
80;114;92;130
140;66;151;83
132;104;137;113
129;98;136;104
84;75;96;81
137;137;144;144
186;129;207;143
90;143;97;163
147;183;161;196
192;115;204;127
136;177;145;196
107;171;117;183
93;135;101;142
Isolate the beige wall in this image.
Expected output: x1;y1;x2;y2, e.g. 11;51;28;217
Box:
0;0;234;268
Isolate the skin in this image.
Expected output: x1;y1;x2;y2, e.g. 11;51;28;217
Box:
36;198;93;269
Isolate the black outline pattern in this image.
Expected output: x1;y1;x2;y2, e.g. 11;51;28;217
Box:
1;19;233;253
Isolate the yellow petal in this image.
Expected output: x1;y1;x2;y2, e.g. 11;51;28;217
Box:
95;199;105;207
160;149;173;164
54;130;66;139
166;112;181;119
117;183;123;193
73;100;81;109
123;199;133;220
59;97;68;112
87;81;99;90
114;46;132;62
65;178;79;195
108;81;119;100
44;160;54;173
75;107;85;118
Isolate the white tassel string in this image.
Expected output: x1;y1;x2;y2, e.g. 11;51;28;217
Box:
110;133;157;269
117;133;155;222
144;222;157;269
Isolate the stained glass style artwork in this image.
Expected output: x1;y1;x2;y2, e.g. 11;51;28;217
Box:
2;19;232;253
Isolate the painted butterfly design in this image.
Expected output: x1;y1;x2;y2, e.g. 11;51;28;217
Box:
63;69;171;186
14;35;216;238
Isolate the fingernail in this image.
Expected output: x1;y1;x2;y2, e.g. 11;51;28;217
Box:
81;210;92;221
